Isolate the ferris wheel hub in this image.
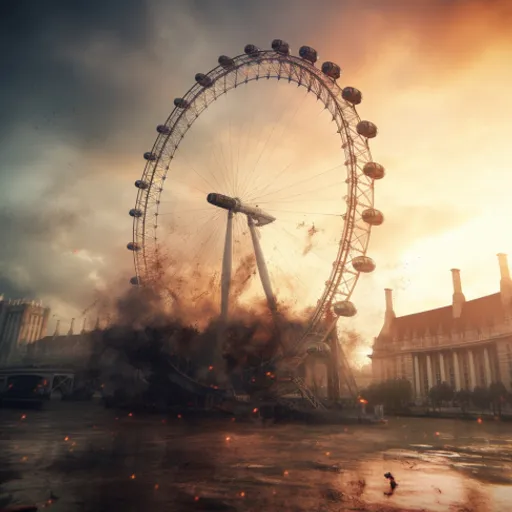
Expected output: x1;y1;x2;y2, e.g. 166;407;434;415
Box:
206;193;276;227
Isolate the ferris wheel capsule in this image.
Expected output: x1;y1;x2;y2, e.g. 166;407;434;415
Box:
306;342;331;356
144;152;157;161
321;62;341;80
174;98;189;109
195;73;213;87
244;44;260;57
127;242;141;252
129;208;143;218
271;39;290;55
332;300;357;317
352;255;376;273
342;87;362;105
218;55;235;69
357;121;378;138
362;208;384;226
363;162;385;180
299;46;318;64
156;124;171;135
135;179;148;189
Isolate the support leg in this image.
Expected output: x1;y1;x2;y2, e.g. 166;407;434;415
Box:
220;210;234;325
247;216;277;314
217;210;234;364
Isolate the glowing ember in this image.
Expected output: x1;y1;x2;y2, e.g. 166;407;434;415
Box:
240;492;245;498
477;418;483;424
194;496;200;502
226;436;231;441
20;414;26;420
252;408;258;413
130;474;136;480
64;436;69;442
283;470;289;476
128;412;133;417
208;366;214;371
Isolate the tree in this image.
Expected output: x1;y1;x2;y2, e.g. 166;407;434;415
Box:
471;386;490;412
488;381;508;416
429;382;454;410
360;378;412;412
455;389;472;414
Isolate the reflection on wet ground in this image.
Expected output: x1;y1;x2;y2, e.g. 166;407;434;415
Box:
1;403;512;511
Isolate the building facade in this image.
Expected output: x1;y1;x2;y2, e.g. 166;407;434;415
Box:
0;297;50;364
371;254;512;399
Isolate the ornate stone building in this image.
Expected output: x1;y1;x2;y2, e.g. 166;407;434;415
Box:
371;254;512;399
0;297;50;364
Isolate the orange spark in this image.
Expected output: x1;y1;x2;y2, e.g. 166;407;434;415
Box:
20;414;26;420
477;418;483;424
130;474;136;480
252;408;258;414
64;436;69;442
226;436;231;441
240;491;245;498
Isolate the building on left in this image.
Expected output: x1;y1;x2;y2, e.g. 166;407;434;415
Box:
0;296;51;365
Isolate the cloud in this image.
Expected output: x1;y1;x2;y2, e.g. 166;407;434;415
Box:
1;0;511;341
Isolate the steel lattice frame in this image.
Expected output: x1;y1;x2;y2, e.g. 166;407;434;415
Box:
132;49;375;347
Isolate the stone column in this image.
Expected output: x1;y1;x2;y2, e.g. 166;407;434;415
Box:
453;351;461;391
426;354;433;392
468;350;477;390
483;347;492;386
414;355;421;398
439;353;446;382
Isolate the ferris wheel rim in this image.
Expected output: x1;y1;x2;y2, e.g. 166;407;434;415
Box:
131;47;376;341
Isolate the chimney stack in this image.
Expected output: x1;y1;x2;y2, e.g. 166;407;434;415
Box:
81;317;87;334
68;318;75;336
385;288;394;313
497;253;512;306
451;268;465;318
53;319;60;337
379;288;396;337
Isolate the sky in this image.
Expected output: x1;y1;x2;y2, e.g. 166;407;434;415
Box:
1;0;512;361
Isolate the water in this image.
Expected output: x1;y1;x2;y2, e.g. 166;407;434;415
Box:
1;402;512;511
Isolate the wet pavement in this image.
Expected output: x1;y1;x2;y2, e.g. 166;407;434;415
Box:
1;402;512;511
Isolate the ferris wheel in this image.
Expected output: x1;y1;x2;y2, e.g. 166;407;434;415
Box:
128;40;385;389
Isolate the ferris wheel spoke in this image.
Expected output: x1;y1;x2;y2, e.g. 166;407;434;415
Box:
264;208;343;217
247;90;323;200
257;181;346;208
173;146;221;193
238;87;305;200
253;164;343;204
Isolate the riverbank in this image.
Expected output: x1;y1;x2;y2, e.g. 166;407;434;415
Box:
390;406;512;422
